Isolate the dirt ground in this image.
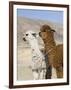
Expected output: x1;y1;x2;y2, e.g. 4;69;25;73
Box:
17;48;34;80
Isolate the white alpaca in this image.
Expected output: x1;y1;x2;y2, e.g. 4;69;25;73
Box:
23;30;46;80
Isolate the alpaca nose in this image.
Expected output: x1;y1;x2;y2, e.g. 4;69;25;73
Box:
23;38;26;41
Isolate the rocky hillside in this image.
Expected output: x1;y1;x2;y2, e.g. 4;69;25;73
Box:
17;16;63;48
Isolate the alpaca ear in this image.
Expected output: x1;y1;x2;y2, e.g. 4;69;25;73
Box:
51;29;55;32
36;33;39;38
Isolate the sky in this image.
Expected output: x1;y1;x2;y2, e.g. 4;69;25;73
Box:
17;9;63;24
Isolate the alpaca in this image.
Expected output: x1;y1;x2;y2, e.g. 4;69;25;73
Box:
23;30;46;80
39;25;63;78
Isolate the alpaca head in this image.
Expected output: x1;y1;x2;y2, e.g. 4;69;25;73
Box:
23;30;38;42
39;25;55;41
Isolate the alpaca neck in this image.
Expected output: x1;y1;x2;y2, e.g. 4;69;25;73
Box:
43;37;56;53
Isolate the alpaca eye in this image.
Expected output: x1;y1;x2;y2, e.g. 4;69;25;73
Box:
26;34;28;36
32;33;36;36
42;30;46;32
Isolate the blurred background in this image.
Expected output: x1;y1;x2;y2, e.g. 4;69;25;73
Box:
17;9;63;80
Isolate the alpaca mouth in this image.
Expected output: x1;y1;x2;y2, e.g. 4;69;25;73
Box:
23;38;26;41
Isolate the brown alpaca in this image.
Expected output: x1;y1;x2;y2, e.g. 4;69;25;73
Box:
39;25;63;78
